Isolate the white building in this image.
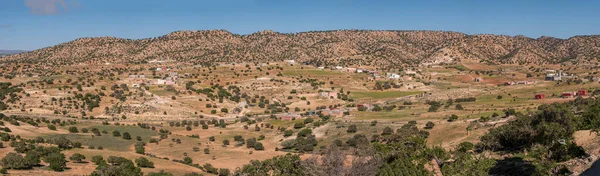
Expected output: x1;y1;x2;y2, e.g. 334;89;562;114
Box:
156;79;167;85
284;60;296;64
388;73;400;79
404;70;417;75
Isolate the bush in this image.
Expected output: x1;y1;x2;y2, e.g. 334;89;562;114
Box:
69;153;86;163
293;122;305;129
425;121;435;129
91;155;104;165
135;142;145;154
112;130;121;137
2;152;30;169
218;168;231;176
382;127;394;135
303;118;313;124
135;157;154;168
183;157;193;165
203;163;218;174
455;104;464;110
347;124;357;133
147;170;173;176
92;156;141;176
48;125;57;130
457;142;474;153
297;128;312;137
254;142;264;150
44;153;66;171
448;114;459;122
68;126;78;133
284;130;293;137
122;132;132;140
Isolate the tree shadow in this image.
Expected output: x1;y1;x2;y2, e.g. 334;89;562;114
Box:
488;157;536;176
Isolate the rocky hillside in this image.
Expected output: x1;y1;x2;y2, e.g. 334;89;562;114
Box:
3;30;600;67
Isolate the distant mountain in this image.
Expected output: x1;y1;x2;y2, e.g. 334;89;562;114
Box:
0;50;27;57
2;30;600;67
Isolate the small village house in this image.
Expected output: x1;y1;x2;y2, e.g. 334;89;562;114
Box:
387;73;401;79
280;113;301;121
535;94;545;100
284;60;296;64
320;109;345;117
578;89;588;96
562;92;575;98
320;92;338;99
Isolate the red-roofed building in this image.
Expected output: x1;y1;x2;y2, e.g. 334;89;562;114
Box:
535;94;545;99
562;92;575;98
578;90;588;96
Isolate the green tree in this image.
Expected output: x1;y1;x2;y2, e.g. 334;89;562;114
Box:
254;142;264;150
122;132;132;140
425;121;435;129
147;170;173;176
223;139;230;146
135;157;154;168
382;127;393;135
68;126;79;133
284;130;293;137
44;153;67;171
448;114;459;122
112;130;121;137
1;152;30;169
347;124;357;133
91;155;104;165
218;168;231;176
293;122;305;129
134;142;145;154
69;153;86;163
183;157;193;165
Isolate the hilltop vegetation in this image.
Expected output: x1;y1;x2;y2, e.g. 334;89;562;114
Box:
3;30;600;67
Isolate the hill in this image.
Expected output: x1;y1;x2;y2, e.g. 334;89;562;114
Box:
0;50;27;57
2;30;600;67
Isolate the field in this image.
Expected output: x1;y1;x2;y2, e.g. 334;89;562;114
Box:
1;60;599;175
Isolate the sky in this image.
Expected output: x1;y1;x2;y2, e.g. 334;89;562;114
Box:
1;0;599;50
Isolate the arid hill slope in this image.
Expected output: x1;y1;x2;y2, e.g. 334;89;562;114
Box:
3;30;600;67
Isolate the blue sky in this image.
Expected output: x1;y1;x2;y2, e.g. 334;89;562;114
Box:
1;0;599;50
